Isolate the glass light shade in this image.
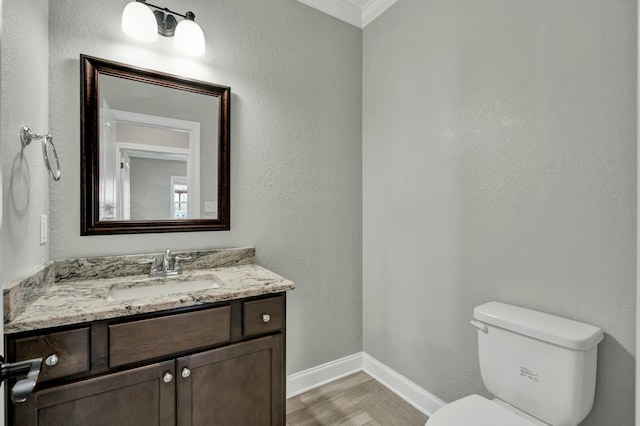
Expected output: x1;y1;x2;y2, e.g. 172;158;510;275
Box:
122;1;158;43
174;19;205;56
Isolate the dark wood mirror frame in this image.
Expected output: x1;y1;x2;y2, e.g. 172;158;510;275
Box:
80;55;230;235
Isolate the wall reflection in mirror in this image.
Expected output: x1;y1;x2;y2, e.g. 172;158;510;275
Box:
99;75;218;221
81;55;230;235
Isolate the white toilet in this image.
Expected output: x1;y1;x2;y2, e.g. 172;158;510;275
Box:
427;301;603;426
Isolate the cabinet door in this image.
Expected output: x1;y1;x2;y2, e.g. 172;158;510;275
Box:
176;334;283;426
12;360;175;426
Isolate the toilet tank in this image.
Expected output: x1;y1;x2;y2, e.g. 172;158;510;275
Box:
473;302;603;426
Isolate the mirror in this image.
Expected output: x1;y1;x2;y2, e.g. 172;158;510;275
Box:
81;55;230;235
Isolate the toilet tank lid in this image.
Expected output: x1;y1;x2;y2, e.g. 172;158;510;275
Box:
473;302;604;350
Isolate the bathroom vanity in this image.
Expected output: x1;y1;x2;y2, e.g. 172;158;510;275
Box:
3;248;294;425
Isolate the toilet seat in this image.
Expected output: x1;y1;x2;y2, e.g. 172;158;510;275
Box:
427;395;539;426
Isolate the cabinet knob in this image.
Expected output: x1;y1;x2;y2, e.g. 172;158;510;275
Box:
181;367;191;378
45;354;59;367
262;314;271;323
163;372;173;383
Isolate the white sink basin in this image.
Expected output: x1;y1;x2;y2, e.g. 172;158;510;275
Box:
107;279;220;302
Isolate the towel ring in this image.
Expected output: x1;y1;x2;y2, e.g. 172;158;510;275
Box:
21;126;61;181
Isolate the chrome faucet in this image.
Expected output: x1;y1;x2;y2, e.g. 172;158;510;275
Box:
138;248;191;278
163;248;173;273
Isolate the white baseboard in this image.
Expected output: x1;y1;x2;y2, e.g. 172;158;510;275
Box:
362;353;446;417
286;352;364;398
286;352;446;417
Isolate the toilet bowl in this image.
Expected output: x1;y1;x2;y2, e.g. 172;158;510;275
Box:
424;302;603;426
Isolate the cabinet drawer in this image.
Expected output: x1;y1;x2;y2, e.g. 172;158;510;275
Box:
243;296;284;337
109;306;231;368
14;328;90;382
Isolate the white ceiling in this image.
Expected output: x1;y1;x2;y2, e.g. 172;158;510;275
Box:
296;0;398;28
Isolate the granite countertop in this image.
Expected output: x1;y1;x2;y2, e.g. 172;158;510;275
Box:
4;248;295;334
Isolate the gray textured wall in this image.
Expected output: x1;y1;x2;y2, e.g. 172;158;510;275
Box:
362;0;636;424
0;0;5;415
47;0;362;374
5;2;634;422
1;0;49;284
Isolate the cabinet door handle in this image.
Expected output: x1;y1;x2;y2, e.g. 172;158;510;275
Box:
163;372;173;383
45;354;59;367
181;367;191;378
262;314;271;323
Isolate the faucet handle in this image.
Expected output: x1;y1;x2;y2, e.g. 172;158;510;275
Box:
173;256;192;273
138;257;158;272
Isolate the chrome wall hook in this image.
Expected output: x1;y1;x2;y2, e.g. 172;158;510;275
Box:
20;126;61;181
20;126;41;147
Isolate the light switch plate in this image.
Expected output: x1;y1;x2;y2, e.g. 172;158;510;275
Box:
40;214;48;245
204;201;217;213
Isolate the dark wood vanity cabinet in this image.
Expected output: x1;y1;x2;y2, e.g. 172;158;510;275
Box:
177;335;282;425
14;360;176;426
6;294;286;426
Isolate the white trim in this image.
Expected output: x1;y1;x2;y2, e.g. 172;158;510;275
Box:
296;0;397;28
111;109;198;134
286;352;363;398
297;0;363;28
286;352;446;417
116;142;190;158
362;353;446;416
361;0;398;27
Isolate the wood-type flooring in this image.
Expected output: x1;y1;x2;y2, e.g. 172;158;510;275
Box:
286;371;429;426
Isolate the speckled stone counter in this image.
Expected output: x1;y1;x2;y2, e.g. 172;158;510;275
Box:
4;248;295;334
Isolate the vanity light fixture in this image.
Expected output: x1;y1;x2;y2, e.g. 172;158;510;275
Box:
121;0;205;56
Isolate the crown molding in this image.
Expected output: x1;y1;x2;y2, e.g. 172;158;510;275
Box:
362;0;398;27
297;0;398;28
297;0;363;28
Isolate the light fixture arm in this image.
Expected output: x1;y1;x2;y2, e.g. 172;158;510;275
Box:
134;0;194;21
